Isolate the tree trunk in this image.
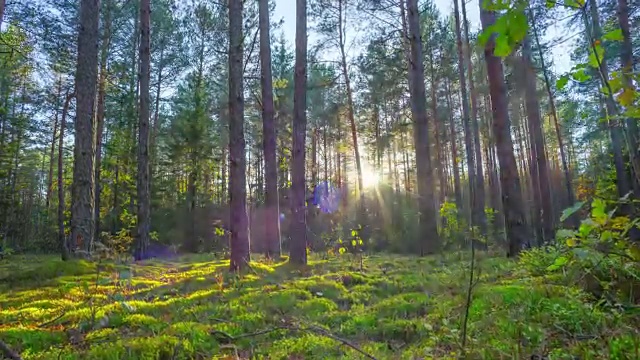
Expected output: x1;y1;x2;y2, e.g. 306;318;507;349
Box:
461;0;487;237
136;0;151;260
480;4;529;257
95;0;111;241
446;79;463;209
59;91;74;260
228;0;251;271
453;0;479;235
522;35;553;244
259;0;281;259
46;77;62;210
71;0;100;255
289;0;308;265
406;0;439;254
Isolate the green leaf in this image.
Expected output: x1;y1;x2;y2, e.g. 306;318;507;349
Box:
600;230;613;242
494;35;511;57
603;28;624;41
588;43;605;68
560;201;584;222
351;230;357;237
556;75;569;90
351;240;357;247
566;238;577;247
338;247;346;254
579;218;598;237
572;69;591;82
591;198;607;223
546;256;568;272
545;0;556;8
556;228;576;239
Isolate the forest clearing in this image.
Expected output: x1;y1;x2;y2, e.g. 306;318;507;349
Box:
0;252;637;359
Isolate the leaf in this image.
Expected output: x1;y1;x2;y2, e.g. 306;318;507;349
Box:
627;244;640;261
560;201;584;222
546;256;568;272
617;87;636;107
556;75;569;90
572;69;591;82
351;240;357;247
351;230;357;237
120;302;136;313
566;238;577;247
338;247;346;254
588;43;605;68
603;28;624;41
579;218;598;237
494;35;512;57
545;0;556;8
556;228;576;239
591;198;607;223
600;230;613;242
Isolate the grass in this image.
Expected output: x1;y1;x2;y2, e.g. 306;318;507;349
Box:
0;251;638;359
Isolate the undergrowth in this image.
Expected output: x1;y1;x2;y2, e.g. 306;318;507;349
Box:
0;251;638;359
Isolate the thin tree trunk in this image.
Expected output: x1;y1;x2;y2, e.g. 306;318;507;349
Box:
446;79;463;209
71;0;100;255
480;4;529;257
135;0;151;260
259;0;281;258
46;77;62;210
59;91;74;260
229;0;251;270
406;0;439;254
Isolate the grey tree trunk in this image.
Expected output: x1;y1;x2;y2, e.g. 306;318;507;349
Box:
228;0;251;271
406;0;439;254
479;5;529;257
60;91;74;261
136;0;151;260
259;0;281;259
289;0;308;265
71;0;100;255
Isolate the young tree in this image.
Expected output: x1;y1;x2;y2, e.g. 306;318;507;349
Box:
70;0;100;255
479;2;528;256
136;0;151;260
289;0;309;265
259;0;281;259
228;0;250;271
406;0;439;254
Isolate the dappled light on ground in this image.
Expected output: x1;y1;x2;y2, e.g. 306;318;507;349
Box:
1;253;637;359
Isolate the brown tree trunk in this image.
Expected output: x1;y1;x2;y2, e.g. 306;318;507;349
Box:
136;0;151;260
461;0;487;237
95;0;111;242
71;0;100;255
406;0;439;254
46;77;62;210
259;0;281;259
289;0;308;265
0;0;5;27
59;91;74;260
446;79;463;208
229;0;251;270
522;35;553;244
480;4;529;257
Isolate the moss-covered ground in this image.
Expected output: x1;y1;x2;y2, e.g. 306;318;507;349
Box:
0;252;638;359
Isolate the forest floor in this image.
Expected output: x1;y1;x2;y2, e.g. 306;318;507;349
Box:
0;252;638;360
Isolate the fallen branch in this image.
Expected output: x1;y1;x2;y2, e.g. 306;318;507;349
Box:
300;325;378;360
0;339;22;360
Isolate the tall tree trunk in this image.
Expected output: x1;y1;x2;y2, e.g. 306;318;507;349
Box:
136;0;151;260
461;0;487;237
59;91;74;260
229;0;250;271
259;0;281;259
446;79;463;208
46;77;62;210
71;0;100;255
522;35;553;244
453;0;479;235
529;9;575;216
406;0;439;254
338;0;363;200
0;0;5;27
480;4;529;257
95;0;111;241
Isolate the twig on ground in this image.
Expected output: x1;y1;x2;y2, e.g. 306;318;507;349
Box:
300;324;378;360
0;339;22;360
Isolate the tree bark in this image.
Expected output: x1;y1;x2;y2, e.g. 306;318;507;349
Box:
228;0;251;271
59;91;74;261
446;79;463;209
406;0;439;254
136;0;151;260
289;0;308;265
522;35;553;244
479;4;529;257
71;0;100;255
259;0;281;259
46;77;62;210
95;0;111;242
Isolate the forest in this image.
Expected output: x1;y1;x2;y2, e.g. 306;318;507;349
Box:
0;0;639;358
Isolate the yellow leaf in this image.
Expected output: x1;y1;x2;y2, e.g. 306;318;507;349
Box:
617;87;636;107
566;238;577;247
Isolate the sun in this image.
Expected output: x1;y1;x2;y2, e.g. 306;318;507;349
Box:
361;166;380;188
